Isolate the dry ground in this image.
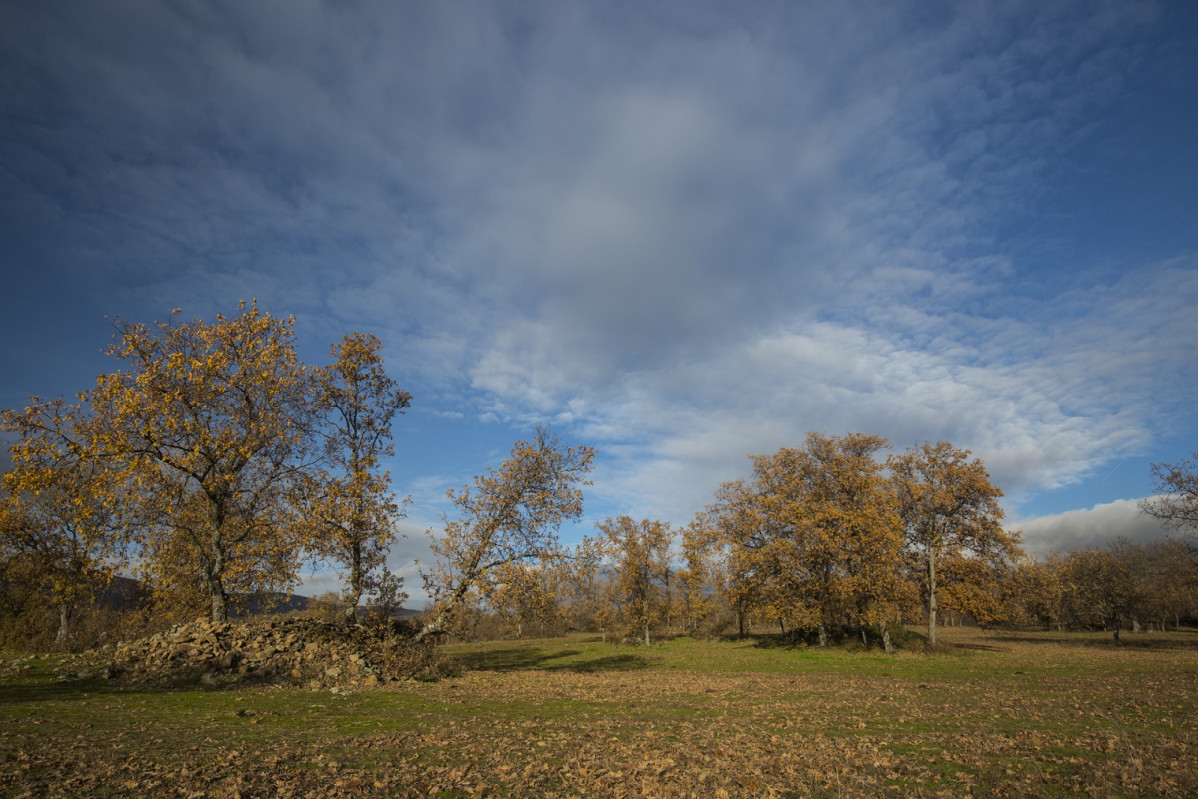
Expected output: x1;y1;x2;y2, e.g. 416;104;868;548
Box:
2;626;1196;797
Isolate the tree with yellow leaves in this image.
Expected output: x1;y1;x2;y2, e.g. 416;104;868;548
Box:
553;536;605;633
674;518;723;637
889;441;1019;648
719;433;906;648
417;428;594;642
305;332;411;622
1;397;127;645
706;480;767;638
1007;554;1066;630
597;516;673;645
483;560;561;638
84;301;318;622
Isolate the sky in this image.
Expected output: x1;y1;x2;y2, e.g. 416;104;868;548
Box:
2;1;1196;605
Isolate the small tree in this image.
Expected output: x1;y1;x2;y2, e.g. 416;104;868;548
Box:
484;561;560;638
1145;538;1198;628
675;519;721;637
417;428;594;642
598;516;672;645
1008;555;1065;631
706;480;765;639
554;536;605;633
307;332;412;622
1;397;126;645
890;442;1019;648
1057;547;1120;632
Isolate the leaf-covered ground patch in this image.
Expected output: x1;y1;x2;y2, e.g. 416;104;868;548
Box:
2;627;1196;796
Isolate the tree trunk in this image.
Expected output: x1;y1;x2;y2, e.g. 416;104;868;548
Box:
415;574;476;643
344;543;363;624
210;586;228;623
205;513;230;623
55;604;70;648
415;525;501;643
881;622;894;654
205;551;229;623
818;624;828;648
927;546;938;649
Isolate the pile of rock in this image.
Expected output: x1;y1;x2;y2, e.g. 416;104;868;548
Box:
93;617;407;689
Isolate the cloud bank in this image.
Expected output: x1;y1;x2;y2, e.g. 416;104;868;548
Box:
1015;499;1179;557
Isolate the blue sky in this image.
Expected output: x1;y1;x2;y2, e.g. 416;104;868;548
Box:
2;1;1195;603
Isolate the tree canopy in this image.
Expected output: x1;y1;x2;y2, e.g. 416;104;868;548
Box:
418;427;595;641
305;332;412;622
890;441;1017;647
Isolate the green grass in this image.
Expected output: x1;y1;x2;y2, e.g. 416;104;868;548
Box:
2;626;1196;796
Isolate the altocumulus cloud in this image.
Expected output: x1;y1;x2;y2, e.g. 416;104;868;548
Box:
2;0;1195;559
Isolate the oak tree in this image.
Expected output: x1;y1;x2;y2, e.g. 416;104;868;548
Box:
1056;547;1120;633
675;518;724;637
597;516;672;645
86;301;318;622
721;433;906;648
483;560;560;638
1008;554;1065;630
307;332;411;622
553;536;605;633
889;441;1019;648
1;397;126;644
706;480;767;638
418;428;594;641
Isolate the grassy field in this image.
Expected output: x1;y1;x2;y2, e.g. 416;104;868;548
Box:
1;627;1196;797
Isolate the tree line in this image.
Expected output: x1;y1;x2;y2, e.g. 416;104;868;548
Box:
412;432;1197;650
2;302;1196;651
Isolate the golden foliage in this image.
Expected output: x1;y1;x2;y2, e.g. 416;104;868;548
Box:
890;441;1019;646
418;427;594;640
596;516;672;645
81;300;318;622
0;397;125;645
712;433;906;644
303;332;412;621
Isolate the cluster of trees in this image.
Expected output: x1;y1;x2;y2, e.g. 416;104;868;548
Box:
428;436;1198;650
439;433;1021;650
1009;538;1198;639
3;301;1196;652
1;302;411;644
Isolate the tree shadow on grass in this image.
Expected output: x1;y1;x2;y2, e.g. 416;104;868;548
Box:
743;632;793;649
566;654;650;672
986;631;1198;650
451;647;650;673
0;675;126;705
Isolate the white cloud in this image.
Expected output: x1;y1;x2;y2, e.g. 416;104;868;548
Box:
1013;498;1176;556
560;255;1196;526
3;0;1191;551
